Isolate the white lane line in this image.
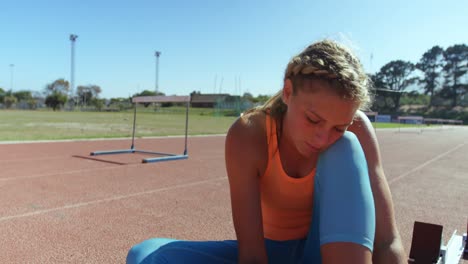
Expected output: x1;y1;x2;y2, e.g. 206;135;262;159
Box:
388;142;467;185
0;134;226;145
0;177;227;222
0;155;73;164
0;164;126;182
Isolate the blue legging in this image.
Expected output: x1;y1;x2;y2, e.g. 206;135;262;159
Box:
127;132;375;263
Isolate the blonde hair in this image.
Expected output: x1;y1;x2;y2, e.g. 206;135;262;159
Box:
258;39;372;118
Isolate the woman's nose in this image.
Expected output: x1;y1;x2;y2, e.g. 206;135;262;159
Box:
313;129;329;149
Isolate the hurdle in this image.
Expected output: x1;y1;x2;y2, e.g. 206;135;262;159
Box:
90;95;190;163
397;116;424;134
424;118;464;128
408;220;467;263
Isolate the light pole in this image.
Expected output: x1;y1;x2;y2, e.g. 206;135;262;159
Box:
155;51;161;95
9;64;14;91
70;34;78;108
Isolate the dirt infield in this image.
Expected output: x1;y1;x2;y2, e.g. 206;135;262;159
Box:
0;128;467;263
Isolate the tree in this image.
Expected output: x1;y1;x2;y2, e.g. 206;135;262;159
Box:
45;92;67;111
133;90;162;97
109;97;132;111
0;87;5;103
416;46;444;106
132;90;164;107
76;85;102;106
254;94;270;104
3;95;17;109
374;60;417;111
242;92;254;102
441;44;468;107
27;98;37;110
368;74;401;113
13;90;33;101
91;98;105;111
45;79;70;95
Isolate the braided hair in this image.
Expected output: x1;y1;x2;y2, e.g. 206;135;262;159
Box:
259;40;372;119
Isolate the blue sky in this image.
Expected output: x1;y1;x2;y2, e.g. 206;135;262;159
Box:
1;0;467;99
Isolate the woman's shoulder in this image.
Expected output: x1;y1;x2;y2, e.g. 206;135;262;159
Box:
348;110;383;168
226;110;269;163
227;110;267;144
349;110;375;137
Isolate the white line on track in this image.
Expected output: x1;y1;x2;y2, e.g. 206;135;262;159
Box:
0;164;133;182
388;142;467;185
0;134;226;145
0;176;227;222
0;155;71;164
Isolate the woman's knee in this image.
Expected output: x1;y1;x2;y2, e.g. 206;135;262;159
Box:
320;131;365;164
330;131;360;152
315;131;375;246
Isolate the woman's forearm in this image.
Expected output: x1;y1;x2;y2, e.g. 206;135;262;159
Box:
373;236;407;264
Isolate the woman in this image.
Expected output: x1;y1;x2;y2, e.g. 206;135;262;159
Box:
127;40;406;263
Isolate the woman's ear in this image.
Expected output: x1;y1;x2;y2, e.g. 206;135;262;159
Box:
282;79;293;106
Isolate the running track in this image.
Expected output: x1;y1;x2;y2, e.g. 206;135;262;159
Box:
0;127;467;263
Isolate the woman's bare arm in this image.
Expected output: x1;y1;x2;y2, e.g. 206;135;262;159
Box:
349;111;407;264
322;243;372;263
225;114;268;264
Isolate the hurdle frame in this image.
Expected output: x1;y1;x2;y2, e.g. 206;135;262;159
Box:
397;115;424;134
90;95;190;163
424;118;464;128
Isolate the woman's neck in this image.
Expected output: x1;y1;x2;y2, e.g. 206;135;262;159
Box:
277;116;318;178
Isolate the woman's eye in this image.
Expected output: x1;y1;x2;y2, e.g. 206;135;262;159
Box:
306;116;319;124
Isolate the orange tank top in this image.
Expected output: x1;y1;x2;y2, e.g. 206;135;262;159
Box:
261;114;315;241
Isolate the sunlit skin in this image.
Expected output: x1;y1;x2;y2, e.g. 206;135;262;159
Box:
226;77;404;264
279;78;360;178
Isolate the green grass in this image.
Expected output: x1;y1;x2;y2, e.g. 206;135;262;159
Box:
0;108;433;141
0;108;237;141
372;122;425;129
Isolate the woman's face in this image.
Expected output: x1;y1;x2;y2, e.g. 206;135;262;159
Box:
282;78;359;157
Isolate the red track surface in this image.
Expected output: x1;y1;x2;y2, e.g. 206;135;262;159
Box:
0;128;467;263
